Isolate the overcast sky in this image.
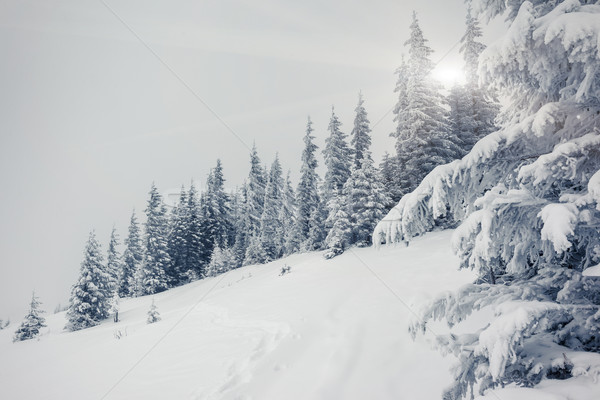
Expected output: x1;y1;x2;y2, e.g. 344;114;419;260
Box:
0;0;505;319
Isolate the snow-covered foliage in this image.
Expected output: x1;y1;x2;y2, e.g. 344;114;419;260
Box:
206;244;236;277
140;184;171;295
120;210;143;297
66;231;113;331
376;1;600;398
260;155;285;260
167;187;189;285
106;227;123;294
294;117;323;251
146;299;161;324
391;13;460;198
203;159;234;250
13;292;46;342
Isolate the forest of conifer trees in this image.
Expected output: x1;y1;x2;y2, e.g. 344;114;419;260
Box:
13;9;500;334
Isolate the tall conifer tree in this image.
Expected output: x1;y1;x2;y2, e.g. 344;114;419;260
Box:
260;155;285;260
66;231;112;331
393;12;460;195
121;210;144;297
167;187;188;286
294;117;321;251
140;184;171;294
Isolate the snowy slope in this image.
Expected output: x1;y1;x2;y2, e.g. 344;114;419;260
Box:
1;231;471;399
5;230;597;400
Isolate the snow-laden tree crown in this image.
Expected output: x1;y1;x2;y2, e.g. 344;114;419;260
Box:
375;1;600;398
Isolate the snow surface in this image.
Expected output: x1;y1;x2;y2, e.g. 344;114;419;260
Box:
3;230;599;399
1;231;474;400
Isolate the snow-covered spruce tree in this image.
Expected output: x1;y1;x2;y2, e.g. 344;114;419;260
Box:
109;292;120;323
345;160;389;247
66;231;112;331
141;184;171;295
346;93;390;246
167;186;188;286
350;92;372;170
260;155;285;260
13;291;46;342
281;170;298;255
379;152;402;208
244;233;268;266
203;159;233;250
447;6;499;158
305;196;328;251
206;242;236;277
120;210;144;297
232;183;250;266
375;2;600;398
324;195;352;259
184;182;207;280
293;117;322;252
106;226;122;295
393;12;460;197
246;144;266;236
325;93;389;256
388;57;411;204
323;107;351;204
242;145;268;266
146;298;161;324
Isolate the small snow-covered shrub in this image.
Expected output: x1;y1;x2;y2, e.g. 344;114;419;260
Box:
376;1;600;398
147;299;161;324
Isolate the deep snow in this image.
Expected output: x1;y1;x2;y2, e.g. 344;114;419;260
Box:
2;230;598;399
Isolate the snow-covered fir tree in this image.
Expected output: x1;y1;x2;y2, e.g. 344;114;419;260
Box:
203;159;233;249
232;183;250;267
246;145;266;236
350;92;372;170
244;233;268;266
13;291;46;342
375;2;600;398
109;292;120;323
66;231;112;331
305;197;328;251
322;106;351;241
322;107;351;204
260;155;285;260
293;117;322;251
106;226;122;295
206;243;236;277
121;210;144;297
345;160;389;246
280;170;298;255
379;152;402;207
324;195;352;259
184;182;206;280
446;6;499;158
241;146;268;266
140;184;171;294
146;298;161;324
167;186;189;286
388;56;411;203
392;12;459;196
325;95;389;256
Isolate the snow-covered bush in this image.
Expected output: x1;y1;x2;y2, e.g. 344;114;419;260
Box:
147;299;161;324
375;1;600;398
13;292;46;342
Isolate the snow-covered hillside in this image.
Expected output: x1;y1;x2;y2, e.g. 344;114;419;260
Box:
2;231;475;400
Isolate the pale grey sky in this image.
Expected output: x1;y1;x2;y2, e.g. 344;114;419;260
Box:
0;0;505;319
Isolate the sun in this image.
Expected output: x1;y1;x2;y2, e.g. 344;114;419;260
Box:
432;66;465;88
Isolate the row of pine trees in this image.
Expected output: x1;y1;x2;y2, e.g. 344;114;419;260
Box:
13;9;498;337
